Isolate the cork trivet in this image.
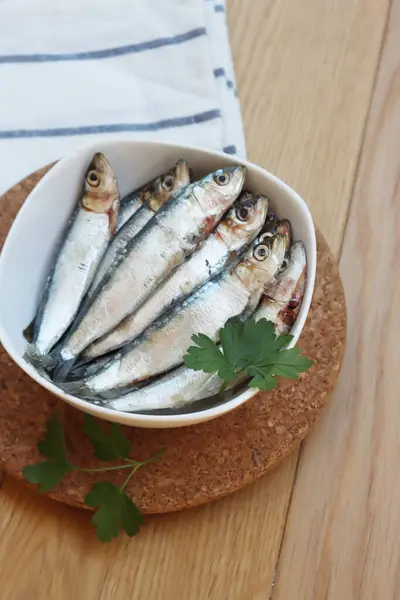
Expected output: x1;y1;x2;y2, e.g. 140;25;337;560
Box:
0;167;346;515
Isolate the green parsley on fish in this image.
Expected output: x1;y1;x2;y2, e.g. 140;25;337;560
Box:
63;234;286;398
82;191;268;361
54;165;246;376
99;251;303;413
88;159;190;296
25;153;119;365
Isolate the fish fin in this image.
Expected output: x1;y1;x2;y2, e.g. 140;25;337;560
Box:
58;378;93;398
84;358;111;377
23;319;35;343
68;358;107;379
97;386;138;400
67;360;92;379
52;358;77;382
24;344;55;371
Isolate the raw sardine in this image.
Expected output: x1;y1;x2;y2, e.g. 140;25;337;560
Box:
101;367;222;413
101;251;304;413
117;160;188;230
63;234;286;398
54;165;246;375
259;241;307;334
258;216;292;248
25;153;119;364
82;191;268;361
88;159;190;296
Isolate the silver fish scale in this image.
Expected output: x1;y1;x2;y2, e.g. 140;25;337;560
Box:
58;183;230;364
105;368;219;412
102;283;292;413
116;193;142;231
82;193;268;362
83;236;241;360
77;273;251;396
61;234;285;398
34;210;111;355
88;204;156;298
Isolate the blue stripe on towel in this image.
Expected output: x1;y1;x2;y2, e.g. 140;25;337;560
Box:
213;67;225;77
214;5;225;12
223;145;237;155
0;109;221;139
0;28;206;64
213;68;237;94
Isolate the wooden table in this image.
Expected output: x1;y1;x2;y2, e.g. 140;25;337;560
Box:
0;1;399;598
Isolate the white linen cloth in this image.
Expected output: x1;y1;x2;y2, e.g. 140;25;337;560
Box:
0;0;246;195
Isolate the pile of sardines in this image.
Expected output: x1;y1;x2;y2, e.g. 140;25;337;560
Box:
25;152;307;412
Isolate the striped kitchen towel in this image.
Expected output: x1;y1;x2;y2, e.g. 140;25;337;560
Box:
0;0;246;195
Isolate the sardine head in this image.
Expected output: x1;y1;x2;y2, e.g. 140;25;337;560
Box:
264;241;307;304
258;218;292;249
193;165;246;215
235;234;287;291
146;159;190;212
82;152;119;214
268;257;307;331
218;191;269;251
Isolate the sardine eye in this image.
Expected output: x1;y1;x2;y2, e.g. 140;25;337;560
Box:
259;231;274;242
278;257;289;273
288;298;299;309
162;175;175;191
236;202;253;222
253;243;270;261
87;170;100;188
214;171;231;186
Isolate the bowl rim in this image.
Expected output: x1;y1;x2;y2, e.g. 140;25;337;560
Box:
0;137;316;427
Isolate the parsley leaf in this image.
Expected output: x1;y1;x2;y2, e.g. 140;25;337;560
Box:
37;413;68;462
22;414;72;492
85;483;121;542
85;482;144;542
184;317;313;392
22;413;164;542
121;493;145;537
239;318;274;366
83;414;131;461
23;460;71;493
267;347;314;372
219;317;245;366
184;333;236;382
247;366;278;391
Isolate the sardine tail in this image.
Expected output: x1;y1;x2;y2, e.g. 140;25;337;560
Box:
58;379;94;398
24;344;55;371
22;319;36;343
52;358;76;382
69;354;111;379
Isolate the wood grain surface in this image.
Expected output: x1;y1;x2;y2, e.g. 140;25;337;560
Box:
273;1;400;598
0;0;396;598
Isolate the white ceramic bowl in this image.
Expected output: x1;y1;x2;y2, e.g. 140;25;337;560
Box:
0;139;316;428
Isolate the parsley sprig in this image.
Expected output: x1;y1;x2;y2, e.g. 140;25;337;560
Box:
23;414;164;542
184;317;313;391
23;318;311;539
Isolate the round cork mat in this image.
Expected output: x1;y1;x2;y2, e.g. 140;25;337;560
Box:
0;167;346;515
